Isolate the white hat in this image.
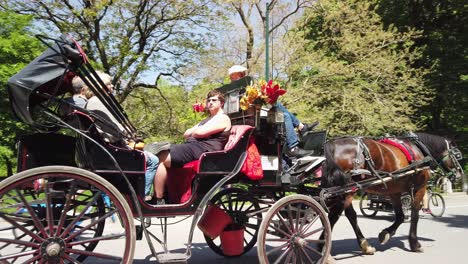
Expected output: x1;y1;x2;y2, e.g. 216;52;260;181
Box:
228;65;248;75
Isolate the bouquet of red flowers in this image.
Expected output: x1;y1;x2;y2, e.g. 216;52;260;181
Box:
240;80;286;111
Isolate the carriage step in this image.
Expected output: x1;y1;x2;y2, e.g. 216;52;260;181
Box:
157;253;188;263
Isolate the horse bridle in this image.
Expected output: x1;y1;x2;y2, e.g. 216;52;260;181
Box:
440;139;465;178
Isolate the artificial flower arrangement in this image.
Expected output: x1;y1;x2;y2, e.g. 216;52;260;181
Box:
240;79;286;111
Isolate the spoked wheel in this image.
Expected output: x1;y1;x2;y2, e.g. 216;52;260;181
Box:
257;194;331;264
0;166;135;263
359;193;378;217
204;187;262;257
428;192;445;217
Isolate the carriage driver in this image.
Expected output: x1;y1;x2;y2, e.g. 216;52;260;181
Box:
228;65;317;157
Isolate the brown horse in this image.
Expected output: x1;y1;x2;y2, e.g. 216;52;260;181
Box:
320;132;464;254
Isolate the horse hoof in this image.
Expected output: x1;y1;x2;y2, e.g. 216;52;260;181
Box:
325;255;336;264
378;231;391;245
360;240;376;255
410;242;423;252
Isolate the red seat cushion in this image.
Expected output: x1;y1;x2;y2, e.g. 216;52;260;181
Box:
166;160;199;204
166;125;254;204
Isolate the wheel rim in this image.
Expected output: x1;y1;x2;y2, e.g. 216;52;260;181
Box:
204;188;262;257
258;195;331;264
0;167;135;263
359;193;378;217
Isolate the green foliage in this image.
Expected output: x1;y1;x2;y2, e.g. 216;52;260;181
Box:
122;80;217;144
0;11;43;176
285;0;431;136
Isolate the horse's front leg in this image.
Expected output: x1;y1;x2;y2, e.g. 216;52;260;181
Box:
408;186;426;252
319;197;345;252
378;194;405;245
344;204;376;254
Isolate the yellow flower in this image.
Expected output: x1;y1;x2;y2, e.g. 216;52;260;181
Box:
240;97;250;111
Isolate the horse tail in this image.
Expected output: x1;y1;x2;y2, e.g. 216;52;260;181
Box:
322;139;350;188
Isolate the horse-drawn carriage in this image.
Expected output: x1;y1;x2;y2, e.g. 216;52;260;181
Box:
0;34;332;263
0;34;465;263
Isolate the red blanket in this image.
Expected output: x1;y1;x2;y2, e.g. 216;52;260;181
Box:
379;138;413;162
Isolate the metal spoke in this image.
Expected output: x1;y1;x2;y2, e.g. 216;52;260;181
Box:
55;182;77;236
276;210;293;234
65;209;116;242
287;204;296;233
0;237;39;248
22;253;43;264
0;212;44;242
0;249;39;260
68;232;125;246
60;190;102;239
302;226;325;238
299;213;320;236
267;221;292;239
272;245;291;264
15;188;48;238
62;253;83;264
300;244;318;263
66;248;123;261
44;182;55;236
265;241;289;257
304;243;324;257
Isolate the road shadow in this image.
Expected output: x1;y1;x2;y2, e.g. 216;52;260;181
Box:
431;213;468;230
331;235;435;261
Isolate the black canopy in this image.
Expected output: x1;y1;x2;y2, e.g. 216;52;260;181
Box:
7;34;78;126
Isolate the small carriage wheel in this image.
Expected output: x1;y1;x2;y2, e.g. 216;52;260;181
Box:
0;166;135;263
359;193;378;217
428;192;445;217
204;187;262;257
257;194;331;264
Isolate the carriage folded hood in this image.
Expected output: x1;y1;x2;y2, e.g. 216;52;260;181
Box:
7;34;75;126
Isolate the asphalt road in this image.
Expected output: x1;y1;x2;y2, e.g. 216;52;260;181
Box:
1;192;466;263
128;192;468;264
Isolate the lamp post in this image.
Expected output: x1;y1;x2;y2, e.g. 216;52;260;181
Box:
265;1;271;80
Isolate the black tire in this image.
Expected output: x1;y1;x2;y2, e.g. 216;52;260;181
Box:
257;194;331;264
0;166;135;263
359;193;378;217
428;192;446;217
204;188;262;257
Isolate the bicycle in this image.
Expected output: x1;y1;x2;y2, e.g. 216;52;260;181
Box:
359;183;446;218
423;184;446;217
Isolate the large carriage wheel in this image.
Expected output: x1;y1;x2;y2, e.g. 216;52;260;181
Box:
257;194;331;264
0;166;135;263
359;193;378;217
204;187;262;257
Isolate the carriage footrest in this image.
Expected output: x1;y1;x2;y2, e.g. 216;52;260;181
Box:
157;253;188;263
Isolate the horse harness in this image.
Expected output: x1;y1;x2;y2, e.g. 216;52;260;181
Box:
350;136;434;189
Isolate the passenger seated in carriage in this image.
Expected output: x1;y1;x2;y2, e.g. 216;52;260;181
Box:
74;72;159;201
228;65;317;157
151;90;231;205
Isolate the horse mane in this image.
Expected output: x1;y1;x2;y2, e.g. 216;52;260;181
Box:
414;132;447;159
322;140;352;187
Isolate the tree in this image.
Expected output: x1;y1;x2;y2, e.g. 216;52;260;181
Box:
0;11;43;176
182;0;315;85
0;0;224;103
284;0;431;136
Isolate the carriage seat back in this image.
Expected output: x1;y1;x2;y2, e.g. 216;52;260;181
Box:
166;125;255;204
